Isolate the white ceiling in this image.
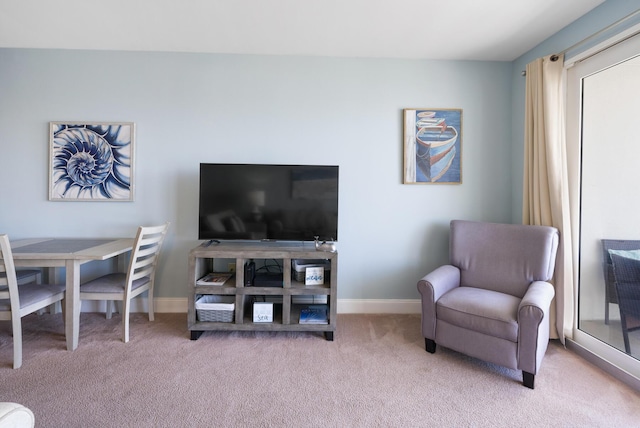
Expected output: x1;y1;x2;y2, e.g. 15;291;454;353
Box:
0;0;605;61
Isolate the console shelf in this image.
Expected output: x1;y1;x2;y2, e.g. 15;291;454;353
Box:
187;242;337;341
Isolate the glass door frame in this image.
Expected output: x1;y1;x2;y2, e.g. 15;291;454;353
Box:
566;27;640;382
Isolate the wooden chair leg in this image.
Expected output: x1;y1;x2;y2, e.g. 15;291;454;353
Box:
106;300;113;319
61;299;66;329
523;371;535;389
12;314;22;369
148;289;155;322
123;299;131;343
46;300;62;314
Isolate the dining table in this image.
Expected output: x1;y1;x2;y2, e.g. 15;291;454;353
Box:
8;237;134;351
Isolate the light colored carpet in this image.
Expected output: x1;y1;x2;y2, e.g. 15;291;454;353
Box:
1;313;639;427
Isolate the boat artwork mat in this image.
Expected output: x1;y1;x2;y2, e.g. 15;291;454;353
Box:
403;108;462;184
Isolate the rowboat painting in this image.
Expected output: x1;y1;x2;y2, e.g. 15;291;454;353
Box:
403;109;462;184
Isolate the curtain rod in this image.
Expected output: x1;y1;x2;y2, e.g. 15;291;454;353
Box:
552;8;640;59
521;7;640;76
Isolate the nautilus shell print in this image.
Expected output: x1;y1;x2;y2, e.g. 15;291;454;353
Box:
50;123;134;200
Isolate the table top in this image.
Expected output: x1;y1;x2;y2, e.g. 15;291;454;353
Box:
10;238;133;261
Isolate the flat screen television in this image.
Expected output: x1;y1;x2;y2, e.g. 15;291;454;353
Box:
199;163;339;242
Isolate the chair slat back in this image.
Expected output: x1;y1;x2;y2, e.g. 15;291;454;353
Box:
610;253;640;318
125;223;169;290
601;240;640;305
0;235;20;310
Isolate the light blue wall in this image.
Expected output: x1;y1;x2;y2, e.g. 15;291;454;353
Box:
3;2;637;302
0;49;513;300
509;0;640;223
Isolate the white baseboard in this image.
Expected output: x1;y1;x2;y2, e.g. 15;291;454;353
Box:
337;299;421;314
81;298;422;314
80;298;188;313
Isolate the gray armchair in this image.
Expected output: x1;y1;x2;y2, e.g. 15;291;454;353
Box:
417;220;559;389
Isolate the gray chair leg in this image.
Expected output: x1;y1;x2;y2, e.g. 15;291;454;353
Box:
620;313;632;354
425;338;436;354
523;371;535;389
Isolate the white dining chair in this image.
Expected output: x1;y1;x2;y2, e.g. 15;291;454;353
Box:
0;235;65;369
15;269;52;315
15;269;41;285
16;269;66;317
79;222;169;342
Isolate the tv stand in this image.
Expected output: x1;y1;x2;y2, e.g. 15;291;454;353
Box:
187;242;337;340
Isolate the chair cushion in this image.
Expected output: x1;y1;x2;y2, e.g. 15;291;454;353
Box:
437;287;520;342
0;283;65;311
609;248;640;261
80;273;150;293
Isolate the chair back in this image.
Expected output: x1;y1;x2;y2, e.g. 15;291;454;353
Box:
610;253;640;319
0;235;21;316
449;220;559;297
125;223;169;294
601;239;640;304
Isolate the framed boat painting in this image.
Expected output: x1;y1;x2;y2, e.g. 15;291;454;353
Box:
403;108;462;184
49;122;135;201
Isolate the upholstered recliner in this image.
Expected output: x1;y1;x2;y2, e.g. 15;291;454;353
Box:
417;220;559;389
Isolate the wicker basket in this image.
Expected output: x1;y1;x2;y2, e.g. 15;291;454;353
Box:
195;295;235;322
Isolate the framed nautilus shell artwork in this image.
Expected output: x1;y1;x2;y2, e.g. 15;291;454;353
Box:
49;122;135;201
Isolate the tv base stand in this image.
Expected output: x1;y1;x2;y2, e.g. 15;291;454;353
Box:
187;242;337;341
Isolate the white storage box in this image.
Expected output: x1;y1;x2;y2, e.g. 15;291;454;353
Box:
253;302;274;323
292;259;331;282
195;295;235;322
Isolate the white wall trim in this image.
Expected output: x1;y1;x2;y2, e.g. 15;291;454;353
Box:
81;298;422;314
336;299;421;314
80;298;188;314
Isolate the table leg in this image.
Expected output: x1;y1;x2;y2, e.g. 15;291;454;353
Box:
117;253;128;272
65;259;80;351
45;267;56;284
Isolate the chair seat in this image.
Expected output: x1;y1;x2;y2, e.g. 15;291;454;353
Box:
0;283;65;311
437;287;520;342
80;273;150;294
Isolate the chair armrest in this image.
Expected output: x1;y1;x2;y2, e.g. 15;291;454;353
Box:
417;265;460;339
517;280;555;374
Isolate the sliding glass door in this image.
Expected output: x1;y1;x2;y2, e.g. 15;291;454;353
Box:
568;32;640;378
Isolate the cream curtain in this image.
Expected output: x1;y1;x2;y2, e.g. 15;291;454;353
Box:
523;54;574;343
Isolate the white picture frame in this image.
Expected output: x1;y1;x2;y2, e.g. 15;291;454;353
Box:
49;122;135;201
403;108;462;184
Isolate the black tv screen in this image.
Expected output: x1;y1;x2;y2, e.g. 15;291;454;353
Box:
199;163;339;242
